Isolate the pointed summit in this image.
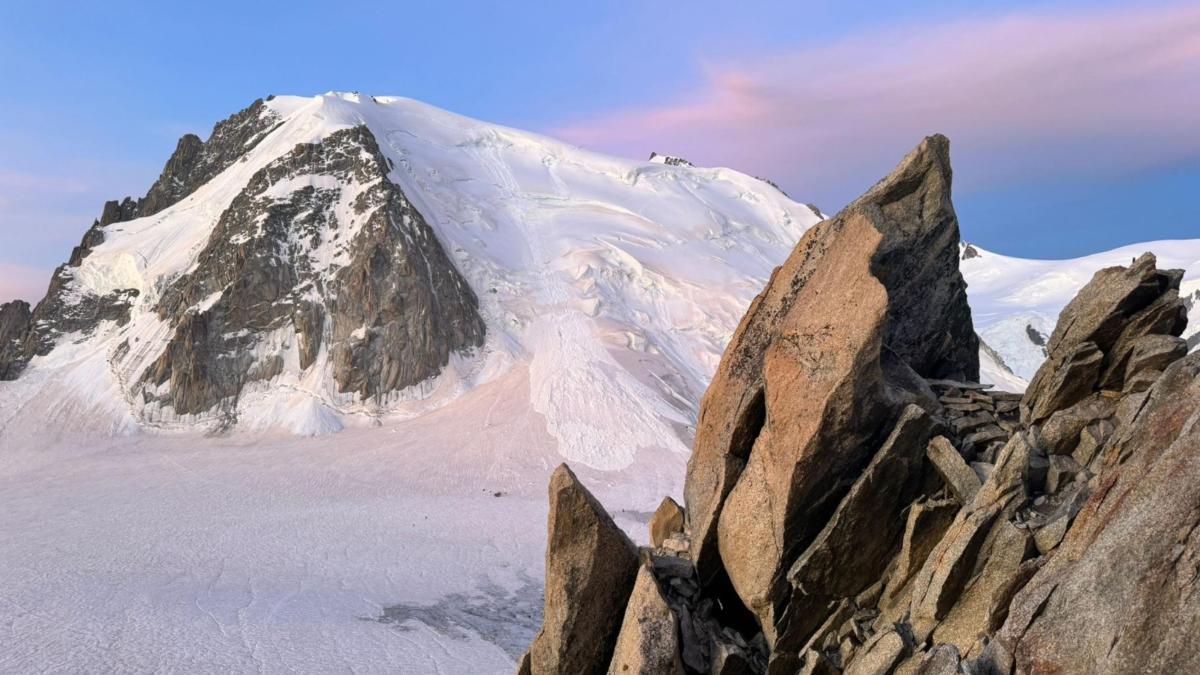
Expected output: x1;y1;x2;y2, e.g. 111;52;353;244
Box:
684;134;978;637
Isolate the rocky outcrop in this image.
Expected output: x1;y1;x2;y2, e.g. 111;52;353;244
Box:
608;564;686;675
527;465;639;675
683;134;976;642
0;300;32;380
983;353;1200;673
519;134;1196;674
0;99;283;381
1022;252;1185;423
141;124;484;415
650;497;686;549
648;152;694;167
778;405;934;651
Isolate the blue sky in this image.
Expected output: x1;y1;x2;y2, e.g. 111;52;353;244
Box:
1;0;1196;302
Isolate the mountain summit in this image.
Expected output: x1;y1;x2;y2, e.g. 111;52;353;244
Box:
0;93;820;456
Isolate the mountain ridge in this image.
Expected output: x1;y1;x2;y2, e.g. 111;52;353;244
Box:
0;92;820;468
1;92;1196;446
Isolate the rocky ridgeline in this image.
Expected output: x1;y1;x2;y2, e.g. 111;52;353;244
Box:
0;97;485;423
518;136;1198;674
0;99;284;380
138;125;484;417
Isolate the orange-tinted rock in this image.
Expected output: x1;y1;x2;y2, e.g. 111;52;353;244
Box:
649;496;685;549
529;465;640;675
684;135;978;639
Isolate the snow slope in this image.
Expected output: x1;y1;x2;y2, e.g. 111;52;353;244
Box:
962;240;1200;388
0;92;820;472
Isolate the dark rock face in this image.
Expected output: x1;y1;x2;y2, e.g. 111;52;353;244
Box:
0;99;283;381
0;300;32;379
141;125;484;416
139;99;281;216
863;136;979;382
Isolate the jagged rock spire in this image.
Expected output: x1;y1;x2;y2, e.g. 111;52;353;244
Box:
682;134;977;638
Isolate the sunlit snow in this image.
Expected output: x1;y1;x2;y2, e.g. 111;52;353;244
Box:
1;92;1196;672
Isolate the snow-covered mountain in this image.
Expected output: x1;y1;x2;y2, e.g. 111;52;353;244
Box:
961;240;1200;388
0;92;820;467
3;92;1198;446
0;93;828;672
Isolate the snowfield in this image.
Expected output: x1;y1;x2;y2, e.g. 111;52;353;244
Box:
0;93;1196;673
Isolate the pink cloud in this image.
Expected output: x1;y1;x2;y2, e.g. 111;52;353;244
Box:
552;3;1200;202
0;263;50;305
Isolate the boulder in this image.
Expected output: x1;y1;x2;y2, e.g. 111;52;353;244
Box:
686;135;978;639
914;644;962;675
607;564;686;675
1035;395;1113;456
711;640;756;675
649;497;685;549
1045;455;1084;494
529;465;640;675
1122;333;1187;383
1032;513;1070;555
1022;341;1103;424
926;436;981;503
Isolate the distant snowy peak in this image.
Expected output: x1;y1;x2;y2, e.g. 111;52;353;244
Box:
0;92;820;454
1;90;1194;446
138;124;485;421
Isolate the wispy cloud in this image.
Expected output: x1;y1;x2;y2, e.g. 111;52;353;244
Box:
553;3;1200;207
0;263;50;304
